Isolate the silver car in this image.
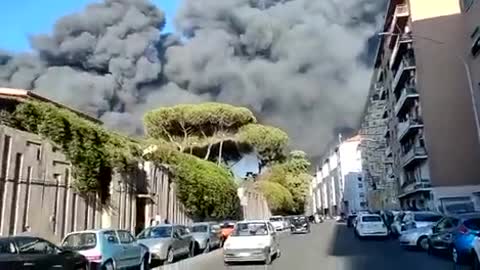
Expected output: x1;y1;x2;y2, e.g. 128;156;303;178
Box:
189;222;222;254
399;224;434;250
62;229;150;270
136;225;194;265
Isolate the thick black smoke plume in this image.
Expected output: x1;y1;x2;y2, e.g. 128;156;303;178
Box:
0;0;386;157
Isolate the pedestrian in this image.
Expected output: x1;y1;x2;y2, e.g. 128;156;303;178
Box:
23;225;31;232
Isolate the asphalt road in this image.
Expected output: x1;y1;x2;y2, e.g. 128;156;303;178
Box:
158;220;466;270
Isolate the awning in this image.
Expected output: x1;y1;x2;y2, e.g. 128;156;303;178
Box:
136;194;156;203
397;188;431;199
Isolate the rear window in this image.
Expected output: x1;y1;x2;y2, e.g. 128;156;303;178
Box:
362;216;382;222
62;233;96;251
270;217;283;222
414;214;443;222
190;225;208;233
0;239;15;254
233;222;268;236
464;218;480;230
221;223;234;229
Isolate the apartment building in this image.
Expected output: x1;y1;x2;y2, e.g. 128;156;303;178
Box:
367;0;480;214
313;135;367;216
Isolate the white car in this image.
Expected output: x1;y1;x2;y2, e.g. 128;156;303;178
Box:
354;214;389;239
269;216;285;231
223;220;281;265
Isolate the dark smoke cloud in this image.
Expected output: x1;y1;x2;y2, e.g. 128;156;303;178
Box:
0;0;386;157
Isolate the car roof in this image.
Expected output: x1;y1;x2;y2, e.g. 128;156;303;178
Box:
238;220;268;224
449;212;480;220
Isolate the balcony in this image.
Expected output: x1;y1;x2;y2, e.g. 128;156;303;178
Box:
386;4;410;48
385;146;392;157
402;146;428;168
390;33;413;70
394;87;419;116
392;58;416;94
397;119;423;142
383;126;390;138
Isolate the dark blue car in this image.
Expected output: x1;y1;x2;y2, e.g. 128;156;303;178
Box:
427;212;480;265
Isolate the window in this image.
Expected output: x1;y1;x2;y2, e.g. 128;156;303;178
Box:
362;216;382;222
103;231;120;244
233;222;268;236
16;237;58;255
358;183;363;188
62;233;97;251
464;218;480;230
413;213;443;223
359;193;365;198
137;226;172;239
117;231;135;244
461;0;475;12
0;239;16;254
190;225;209;233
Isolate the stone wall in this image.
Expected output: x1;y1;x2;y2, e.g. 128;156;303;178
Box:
0;125;191;244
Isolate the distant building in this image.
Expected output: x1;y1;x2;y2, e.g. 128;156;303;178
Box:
312;135;367;216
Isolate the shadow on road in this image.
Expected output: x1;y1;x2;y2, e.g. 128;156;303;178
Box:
327;223;455;270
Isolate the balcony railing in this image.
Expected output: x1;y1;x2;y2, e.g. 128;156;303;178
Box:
397;118;423;141
385;146;392;157
390;33;414;69
392;57;416;93
402;146;427;168
394;87;419;116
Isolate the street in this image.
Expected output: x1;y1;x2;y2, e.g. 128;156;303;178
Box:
159;220;462;270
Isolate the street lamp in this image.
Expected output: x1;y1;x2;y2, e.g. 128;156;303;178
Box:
377;31;480;146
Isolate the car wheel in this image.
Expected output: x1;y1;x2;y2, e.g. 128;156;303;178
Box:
102;261;114;270
138;255;150;270
473;252;480;270
264;249;272;265
166;248;174;264
416;236;429;251
189;243;195;257
203;241;210;254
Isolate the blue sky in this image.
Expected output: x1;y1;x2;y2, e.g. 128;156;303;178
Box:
0;0;179;52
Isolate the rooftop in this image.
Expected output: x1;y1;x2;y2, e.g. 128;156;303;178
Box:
0;87;101;124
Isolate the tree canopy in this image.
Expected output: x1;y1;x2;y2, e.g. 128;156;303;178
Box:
144;103;289;166
257;150;312;215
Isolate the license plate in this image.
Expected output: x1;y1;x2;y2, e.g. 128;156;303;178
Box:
239;253;250;257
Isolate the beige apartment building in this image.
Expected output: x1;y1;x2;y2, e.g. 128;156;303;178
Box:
363;0;480;213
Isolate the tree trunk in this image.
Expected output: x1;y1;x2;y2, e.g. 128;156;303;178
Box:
217;140;224;165
204;144;213;160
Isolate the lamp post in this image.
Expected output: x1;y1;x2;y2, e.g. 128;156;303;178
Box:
378;31;480;147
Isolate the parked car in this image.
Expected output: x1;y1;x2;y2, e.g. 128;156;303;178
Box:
189;222;222;254
427;212;480;266
0;235;88;270
399;224;435;251
269;216;286;231
354;214;388;239
347;214;357;228
136;225;194;265
62;229;149;270
290;216;311;234
472;236;480;269
223;220;280;265
401;211;444;231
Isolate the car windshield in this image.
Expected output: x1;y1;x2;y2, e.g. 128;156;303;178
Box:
233;222;268;236
362;216;382;222
137;226;172;239
191;225;208;233
62;233;96;251
270;217;282;222
414;213;443;222
464;218;480;230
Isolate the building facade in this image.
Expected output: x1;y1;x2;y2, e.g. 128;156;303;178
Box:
313;135;367;216
362;0;480;213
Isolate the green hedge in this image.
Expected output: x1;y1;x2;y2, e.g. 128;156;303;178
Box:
11;101;140;198
145;144;241;220
256;180;294;214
